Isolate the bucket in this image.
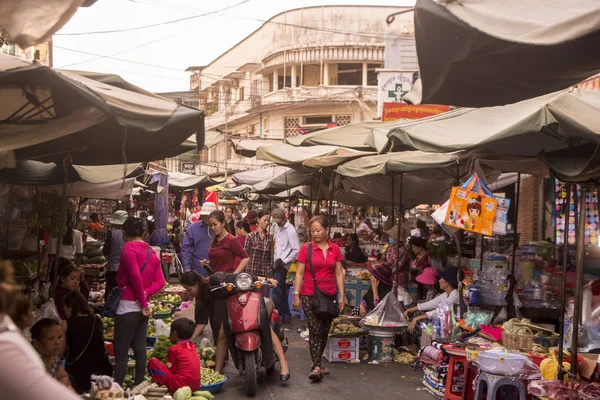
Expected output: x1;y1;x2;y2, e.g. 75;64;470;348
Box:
368;330;395;362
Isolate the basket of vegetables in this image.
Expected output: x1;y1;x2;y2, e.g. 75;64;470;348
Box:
200;367;227;393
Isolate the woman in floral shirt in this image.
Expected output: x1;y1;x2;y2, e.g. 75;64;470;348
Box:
243;210;274;296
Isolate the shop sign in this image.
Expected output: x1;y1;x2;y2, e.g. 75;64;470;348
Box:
382;103;450;122
181;162;195;174
377;71;414;117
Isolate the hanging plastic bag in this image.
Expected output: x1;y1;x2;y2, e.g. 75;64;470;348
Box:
35;299;60;323
396;286;414;307
360;292;407;328
582;281;593;324
155;319;171;338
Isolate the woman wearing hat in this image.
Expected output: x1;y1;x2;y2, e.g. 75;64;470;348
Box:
404;266;460;334
358;264;394;317
377;224;410;288
409;236;431;277
415;267;440;303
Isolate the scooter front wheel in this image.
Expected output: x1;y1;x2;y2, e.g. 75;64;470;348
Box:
244;351;258;397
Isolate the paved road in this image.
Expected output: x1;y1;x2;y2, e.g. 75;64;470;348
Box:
215;319;434;400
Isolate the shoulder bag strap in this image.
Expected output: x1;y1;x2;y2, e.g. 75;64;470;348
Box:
307;243;321;294
139;247;152;274
67;316;96;365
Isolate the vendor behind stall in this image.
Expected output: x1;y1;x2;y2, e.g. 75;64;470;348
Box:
355;263;394;317
345;233;367;267
404;266;460;334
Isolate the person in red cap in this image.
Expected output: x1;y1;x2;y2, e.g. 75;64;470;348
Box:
148;318;201;394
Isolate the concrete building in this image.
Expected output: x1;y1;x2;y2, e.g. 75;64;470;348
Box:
178;5;415;177
1;41;52;66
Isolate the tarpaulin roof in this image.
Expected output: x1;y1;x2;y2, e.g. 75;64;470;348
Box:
303;148;376;170
0;0;95;48
387;89;600;157
168;171;222;189
285;122;393;153
0;53;204;165
232;166;289;186
38;178;135;200
253;169;313;195
230;139;282;158
256;144;343;166
413;0;600;106
0;161;142;186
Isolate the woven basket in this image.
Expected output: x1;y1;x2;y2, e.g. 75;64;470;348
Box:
503;328;534;352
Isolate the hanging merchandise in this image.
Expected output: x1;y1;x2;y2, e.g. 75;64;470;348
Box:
445;174;498;236
554;184;599;246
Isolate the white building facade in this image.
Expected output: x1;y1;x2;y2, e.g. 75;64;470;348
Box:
179;5;416;177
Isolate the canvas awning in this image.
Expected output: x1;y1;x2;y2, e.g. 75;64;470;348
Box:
303;148;376;169
0;53;204;165
387;89;600;157
232;166;289;186
168;171;222;189
256;144;343;167
413;0;600;106
252;169;313;195
230;138;282;158
38;178;135;200
0;0;96;48
285;122;394;153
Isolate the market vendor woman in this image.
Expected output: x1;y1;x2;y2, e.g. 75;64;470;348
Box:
356;263;394;317
404;266;461;334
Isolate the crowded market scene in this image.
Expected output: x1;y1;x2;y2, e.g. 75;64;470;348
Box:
1;1;600;399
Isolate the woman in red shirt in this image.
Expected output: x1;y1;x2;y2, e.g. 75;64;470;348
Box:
207;210;249;372
292;215;345;382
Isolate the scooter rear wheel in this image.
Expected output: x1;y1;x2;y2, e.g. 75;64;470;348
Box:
244;351;258;397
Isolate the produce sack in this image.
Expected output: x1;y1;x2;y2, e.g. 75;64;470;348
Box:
445;173;498;236
155;319;170;337
360;292;407;328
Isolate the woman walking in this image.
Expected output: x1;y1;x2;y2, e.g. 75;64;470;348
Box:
114;217;165;386
292;215;345;382
243;210;274;297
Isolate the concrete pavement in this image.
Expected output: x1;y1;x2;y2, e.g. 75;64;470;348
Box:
215;319;434;400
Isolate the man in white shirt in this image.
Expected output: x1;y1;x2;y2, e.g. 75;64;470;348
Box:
404;266;461;333
271;208;300;323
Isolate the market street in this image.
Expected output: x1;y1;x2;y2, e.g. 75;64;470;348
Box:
216;319;432;400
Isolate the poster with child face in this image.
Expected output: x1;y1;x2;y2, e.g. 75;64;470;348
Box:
445;187;498;236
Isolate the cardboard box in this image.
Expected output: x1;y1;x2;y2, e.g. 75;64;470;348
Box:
578;353;600;380
323;337;360;362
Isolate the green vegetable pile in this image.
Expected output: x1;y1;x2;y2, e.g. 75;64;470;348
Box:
201;367;225;386
173;386;216;400
148;335;171;363
200;346;216;367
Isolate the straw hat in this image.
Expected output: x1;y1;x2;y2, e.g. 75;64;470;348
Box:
384;225;400;241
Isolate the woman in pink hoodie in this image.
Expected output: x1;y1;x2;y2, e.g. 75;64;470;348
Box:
114;217;165;386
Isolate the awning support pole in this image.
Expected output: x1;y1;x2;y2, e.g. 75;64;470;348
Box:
557;183;572;381
571;185;586;375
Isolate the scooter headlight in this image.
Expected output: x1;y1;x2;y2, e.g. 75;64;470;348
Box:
236;273;254;291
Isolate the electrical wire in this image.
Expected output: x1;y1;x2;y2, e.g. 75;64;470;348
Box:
54;0;251;35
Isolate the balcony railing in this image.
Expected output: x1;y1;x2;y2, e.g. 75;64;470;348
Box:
261;85;378;106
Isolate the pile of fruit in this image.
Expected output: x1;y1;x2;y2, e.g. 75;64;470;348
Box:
356;271;372;280
102;317;115;340
329;316;362;335
82;241;106;265
152;293;182;304
148;335;171;363
150;301;176;316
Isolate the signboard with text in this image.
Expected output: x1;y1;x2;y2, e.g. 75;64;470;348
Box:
181;162;195;174
377;72;414;118
382;103;450;122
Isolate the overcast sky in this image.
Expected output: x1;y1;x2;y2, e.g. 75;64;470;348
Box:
53;0;415;93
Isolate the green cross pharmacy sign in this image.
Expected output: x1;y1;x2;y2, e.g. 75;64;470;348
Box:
388;83;409;101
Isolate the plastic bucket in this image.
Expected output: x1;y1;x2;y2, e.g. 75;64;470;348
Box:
368;330;395;362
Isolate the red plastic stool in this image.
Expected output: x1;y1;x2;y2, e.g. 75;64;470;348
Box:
462;361;479;400
444;346;467;400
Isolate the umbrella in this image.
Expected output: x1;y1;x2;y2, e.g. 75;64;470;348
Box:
413;0;600;106
0;53;204;165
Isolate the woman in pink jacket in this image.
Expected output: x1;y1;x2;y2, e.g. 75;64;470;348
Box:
114;217;165;386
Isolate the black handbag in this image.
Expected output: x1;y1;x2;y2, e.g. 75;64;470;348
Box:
307;243;339;320
102;248;151;317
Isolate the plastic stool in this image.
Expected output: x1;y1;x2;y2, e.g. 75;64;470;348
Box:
288;284;305;321
474;371;527;400
444;352;467;400
462;361;478;400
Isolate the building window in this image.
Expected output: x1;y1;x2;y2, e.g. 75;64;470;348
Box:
367;63;381;86
304;115;333;125
284;117;301;137
199;149;209;164
336;115;352;126
337;63;363;86
239;87;245;101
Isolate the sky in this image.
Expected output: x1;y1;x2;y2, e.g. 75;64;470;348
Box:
53;0;415;93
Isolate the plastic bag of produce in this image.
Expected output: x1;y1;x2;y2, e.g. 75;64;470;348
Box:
156;319;170;338
396;286;414;307
360;292;407;328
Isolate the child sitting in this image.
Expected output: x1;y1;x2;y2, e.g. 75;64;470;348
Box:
148;318;201;393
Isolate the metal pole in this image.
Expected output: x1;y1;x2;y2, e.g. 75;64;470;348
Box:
511;173;522;275
557;183;571;380
552;176;558;252
571;186;586;375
